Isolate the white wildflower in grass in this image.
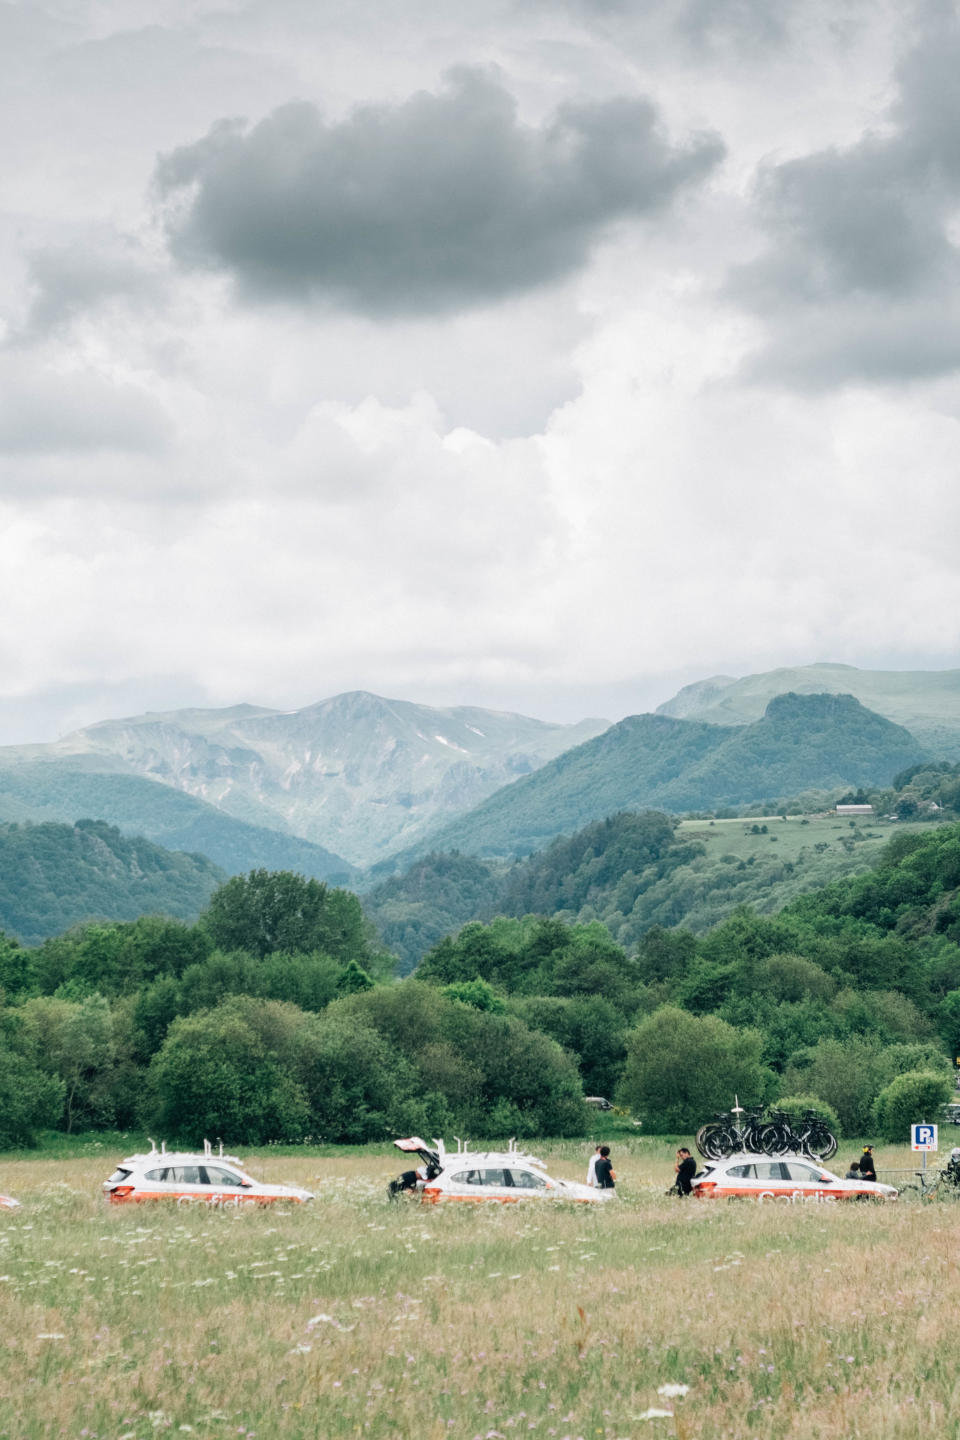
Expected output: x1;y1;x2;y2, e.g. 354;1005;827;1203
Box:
657;1384;689;1399
307;1313;355;1331
635;1408;674;1421
36;1333;66;1340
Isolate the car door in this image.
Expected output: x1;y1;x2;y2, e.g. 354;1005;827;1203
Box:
716;1162;767;1198
781;1159;836;1202
505;1168;550;1198
144;1165;207;1204
478;1168;520;1203
203;1164;253;1205
436;1168;487;1203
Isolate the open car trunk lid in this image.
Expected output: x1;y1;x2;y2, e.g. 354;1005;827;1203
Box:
393;1137;441;1169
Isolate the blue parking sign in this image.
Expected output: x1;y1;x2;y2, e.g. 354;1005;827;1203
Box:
911;1124;938;1151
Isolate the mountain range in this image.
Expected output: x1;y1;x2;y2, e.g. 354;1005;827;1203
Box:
1;666;955;948
656;662;960;758
388;692;925;862
0;693;607;868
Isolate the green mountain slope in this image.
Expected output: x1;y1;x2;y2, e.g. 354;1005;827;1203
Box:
0;819;225;945
400;693;925;860
0;762;355;884
657;663;960;758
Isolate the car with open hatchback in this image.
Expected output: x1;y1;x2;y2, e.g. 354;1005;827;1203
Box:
389;1137;613;1205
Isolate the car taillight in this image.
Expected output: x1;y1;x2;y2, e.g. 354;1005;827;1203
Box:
421;1186;440;1204
695;1182;716;1197
110;1185;135;1200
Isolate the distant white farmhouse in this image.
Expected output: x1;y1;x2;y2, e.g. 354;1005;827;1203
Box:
836;803;873;815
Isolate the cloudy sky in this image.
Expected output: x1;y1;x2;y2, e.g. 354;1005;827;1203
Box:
3;0;960;742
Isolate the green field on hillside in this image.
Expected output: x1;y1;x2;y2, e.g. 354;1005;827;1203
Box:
0;1140;956;1439
676;813;941;865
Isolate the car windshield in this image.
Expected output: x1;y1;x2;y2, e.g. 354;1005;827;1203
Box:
107;1167;132;1185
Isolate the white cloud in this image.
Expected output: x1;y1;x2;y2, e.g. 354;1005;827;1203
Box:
0;0;958;742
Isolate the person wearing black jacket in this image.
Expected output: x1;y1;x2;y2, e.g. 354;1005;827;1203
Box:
859;1146;877;1182
672;1148;697;1196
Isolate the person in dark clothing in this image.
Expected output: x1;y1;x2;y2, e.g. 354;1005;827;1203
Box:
388;1169;420;1198
859;1146;877;1182
844;1160;860;1180
671;1147;697;1196
594;1145;615;1190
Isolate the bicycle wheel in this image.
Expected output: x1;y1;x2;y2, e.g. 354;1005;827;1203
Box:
709;1125;738;1159
743;1123;767;1153
695;1125;713;1158
757;1123;789;1156
805;1125;837;1161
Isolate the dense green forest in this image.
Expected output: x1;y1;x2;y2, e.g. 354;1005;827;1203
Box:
3;823;960;1151
0;762;356;884
364;793;947;972
0;820;225;946
399;693;924;861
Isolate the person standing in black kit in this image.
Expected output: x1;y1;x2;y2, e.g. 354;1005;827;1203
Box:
594;1145;615;1190
859;1146;877;1182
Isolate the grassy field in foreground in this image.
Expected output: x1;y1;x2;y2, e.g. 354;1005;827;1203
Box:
1;1139;957;1440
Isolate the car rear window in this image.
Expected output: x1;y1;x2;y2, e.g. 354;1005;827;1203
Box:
107;1168;132;1185
726;1164;757;1179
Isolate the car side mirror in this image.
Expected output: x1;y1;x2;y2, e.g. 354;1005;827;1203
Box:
240;1180;254;1188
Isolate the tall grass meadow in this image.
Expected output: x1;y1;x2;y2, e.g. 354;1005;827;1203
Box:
0;1136;955;1438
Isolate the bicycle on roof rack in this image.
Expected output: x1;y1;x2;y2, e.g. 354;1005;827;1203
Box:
695;1101;838;1161
695;1100;770;1160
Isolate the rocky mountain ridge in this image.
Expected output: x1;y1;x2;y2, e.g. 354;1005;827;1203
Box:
0;691;609;867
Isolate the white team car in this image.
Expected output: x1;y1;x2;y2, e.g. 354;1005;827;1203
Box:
692;1153;898;1203
103;1141;313;1206
389;1137;613;1205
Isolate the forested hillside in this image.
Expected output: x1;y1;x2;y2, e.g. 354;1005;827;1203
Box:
399;693;925;861
0;763;355;883
4;828;960;1150
0;820;225;945
364;808;941;972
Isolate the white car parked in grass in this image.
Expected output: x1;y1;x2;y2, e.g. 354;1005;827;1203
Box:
103;1141;313;1206
389;1137;613;1205
692;1153;898;1203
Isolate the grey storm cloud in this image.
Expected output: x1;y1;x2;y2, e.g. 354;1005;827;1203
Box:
731;7;960;385
154;67;723;315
